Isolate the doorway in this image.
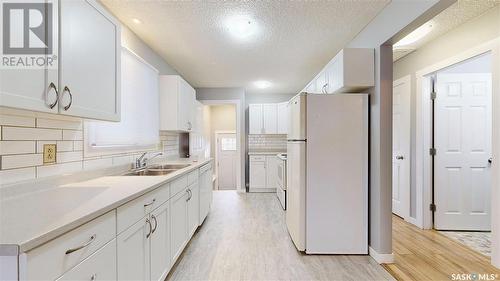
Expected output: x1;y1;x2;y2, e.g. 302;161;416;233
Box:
215;132;237;190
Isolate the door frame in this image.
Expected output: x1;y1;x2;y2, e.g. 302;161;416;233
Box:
392;75;411;221
200;99;244;192
214;130;237;190
415;38;500;267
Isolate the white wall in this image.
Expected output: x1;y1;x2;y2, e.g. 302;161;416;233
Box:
394;5;500;220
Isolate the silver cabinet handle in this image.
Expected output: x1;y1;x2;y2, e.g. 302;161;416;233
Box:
187;121;192;131
65;234;96;254
143;198;156;207
146;218;152;239
488;157;493;164
396;155;404;160
151;214;158;234
185;189;191;201
62;86;73;111
47;82;59;109
90;274;97;281
323;83;328;94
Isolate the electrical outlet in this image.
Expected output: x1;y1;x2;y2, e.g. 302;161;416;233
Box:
43;144;57;164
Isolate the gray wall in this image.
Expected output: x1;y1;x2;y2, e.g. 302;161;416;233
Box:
347;0;452;256
394;5;500;220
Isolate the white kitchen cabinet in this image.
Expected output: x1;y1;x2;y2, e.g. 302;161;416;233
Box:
59;0;120;121
159;75;196;132
199;163;213;225
0;0;120;121
249;155;280;192
315;71;328;94
150;202;171;281
187;181;200;237
277;102;288;134
249;104;263;134
117;217;151;281
262;104;278;134
170;189;189;263
57;240;117;281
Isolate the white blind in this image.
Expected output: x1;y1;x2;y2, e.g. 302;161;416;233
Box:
88;48;159;148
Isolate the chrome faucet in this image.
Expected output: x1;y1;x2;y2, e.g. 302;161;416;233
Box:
135;152;163;169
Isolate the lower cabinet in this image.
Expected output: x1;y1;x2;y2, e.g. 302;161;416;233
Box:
249;155;279;192
170;189;189;264
199;163;213;225
187;181;200;237
150;202;172;281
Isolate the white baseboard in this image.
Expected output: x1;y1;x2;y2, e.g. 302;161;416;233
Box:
369;247;394;264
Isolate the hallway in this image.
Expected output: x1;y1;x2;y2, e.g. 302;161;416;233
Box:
167;191;393;280
384;216;500;280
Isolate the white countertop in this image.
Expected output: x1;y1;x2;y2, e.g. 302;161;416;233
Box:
0;158;212;253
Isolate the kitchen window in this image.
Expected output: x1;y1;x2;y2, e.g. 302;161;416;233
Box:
85;47;159;155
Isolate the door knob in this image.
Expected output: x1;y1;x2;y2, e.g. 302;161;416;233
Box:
396;155;404;160
488;158;493;164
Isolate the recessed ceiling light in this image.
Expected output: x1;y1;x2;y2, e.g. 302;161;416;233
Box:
132;18;142;24
254;80;272;89
394;22;434;48
225;15;258;41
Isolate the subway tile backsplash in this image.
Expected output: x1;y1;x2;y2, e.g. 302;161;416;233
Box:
0;112;180;186
248;134;286;151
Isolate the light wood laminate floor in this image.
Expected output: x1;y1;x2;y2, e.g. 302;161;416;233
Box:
384;216;500;281
167;191;394;280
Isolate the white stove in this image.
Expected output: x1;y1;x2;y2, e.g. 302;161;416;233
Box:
276;153;287;210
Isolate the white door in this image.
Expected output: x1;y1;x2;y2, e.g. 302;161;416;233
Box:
59;0;119;121
249;104;263;134
392;76;411;218
434;56;492;230
117;217;150;281
150;202;171;281
216;133;237;190
263;104;278;134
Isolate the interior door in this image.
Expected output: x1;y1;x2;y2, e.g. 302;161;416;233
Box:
434;54;492;230
59;0;119;120
216;133;237;190
392;77;411;218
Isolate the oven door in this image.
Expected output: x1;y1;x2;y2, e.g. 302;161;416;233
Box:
277;158;285;190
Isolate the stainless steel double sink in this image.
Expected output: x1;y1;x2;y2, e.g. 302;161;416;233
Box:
123;164;190;176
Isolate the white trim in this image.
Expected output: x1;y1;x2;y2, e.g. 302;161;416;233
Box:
392;75;411;222
369;247;394;264
415;38;500;268
201;100;244;192
121;46;159;74
214;130;237;190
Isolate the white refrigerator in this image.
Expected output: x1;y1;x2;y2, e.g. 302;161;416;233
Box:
286;92;368;254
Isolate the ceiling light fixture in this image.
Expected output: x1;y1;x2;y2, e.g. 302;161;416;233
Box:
132;18;142;24
254;80;272;89
225;15;258;41
394;22;433;48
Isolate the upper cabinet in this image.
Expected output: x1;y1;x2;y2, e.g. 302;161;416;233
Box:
249;102;288;135
159;75;196;132
0;0;121;122
302;48;374;94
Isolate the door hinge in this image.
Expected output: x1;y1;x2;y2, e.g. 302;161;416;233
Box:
429;148;436;156
431;91;436;100
430;203;436;212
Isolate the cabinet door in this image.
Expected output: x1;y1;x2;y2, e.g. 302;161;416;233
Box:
117;217;150;281
249;160;267;188
59;0;120;121
326;56;342;93
57;240;116;281
171;189;189;264
263;104;278;134
187;182;200;237
277;102;288;134
0;2;58;113
199;170;211;225
178;78;195;131
306;80;316;93
315;72;328;94
249;104;263;134
266;156;278;189
150;202;171;281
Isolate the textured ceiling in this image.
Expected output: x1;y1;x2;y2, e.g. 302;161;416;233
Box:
101;0;389;94
393;0;500;62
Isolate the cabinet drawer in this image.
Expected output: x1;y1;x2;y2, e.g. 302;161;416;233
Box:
200;162;212;173
250;155;266;162
170;175;188;197
187;169;199;186
117;183;169;234
56;239;116;281
23;211;116;281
